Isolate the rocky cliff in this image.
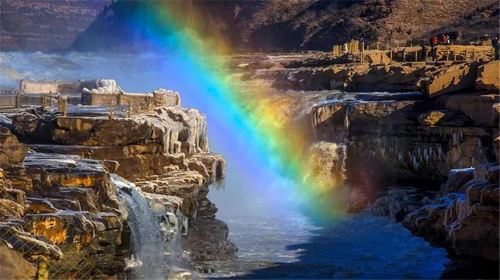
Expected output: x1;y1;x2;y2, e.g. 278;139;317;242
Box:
0;0;111;52
234;53;499;274
1;0;498;52
0;83;236;277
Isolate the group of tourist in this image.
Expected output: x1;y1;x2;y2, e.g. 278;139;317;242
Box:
429;34;451;47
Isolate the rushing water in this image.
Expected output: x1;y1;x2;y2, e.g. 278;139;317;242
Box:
112;175;169;279
0;52;450;278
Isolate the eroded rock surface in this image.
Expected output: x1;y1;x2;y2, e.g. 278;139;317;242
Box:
0;83;235;277
403;164;499;261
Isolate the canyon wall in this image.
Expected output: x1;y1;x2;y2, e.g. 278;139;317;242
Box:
0;0;111;51
1;0;498;52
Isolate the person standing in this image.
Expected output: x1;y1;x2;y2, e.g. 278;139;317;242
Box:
491;37;499;60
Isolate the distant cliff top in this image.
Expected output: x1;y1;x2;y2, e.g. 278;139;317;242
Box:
1;0;498;52
0;0;111;52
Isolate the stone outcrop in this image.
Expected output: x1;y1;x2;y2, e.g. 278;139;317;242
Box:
245;54;497;98
403;164;499;261
436;94;498;127
419;63;477;97
0;0;111;52
311;97;497;187
0;125;28;165
270;63;428;92
373;187;436;222
238;52;498;269
475;60;500;91
0;149;129;278
0;81;235;277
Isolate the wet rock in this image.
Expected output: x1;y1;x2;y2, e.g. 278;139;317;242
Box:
183;219;237;262
373;187;435;222
23;153;120;211
440;168;475;194
403;165;499;261
11;110;56;143
26;198;58;214
0;220;63;260
475;60;500;91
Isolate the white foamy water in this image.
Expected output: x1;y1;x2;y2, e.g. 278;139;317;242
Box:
113;175;169;279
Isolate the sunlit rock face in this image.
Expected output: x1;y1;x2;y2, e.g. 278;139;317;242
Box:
0;147;129;278
3;83;237;271
0;76;235;276
475;60;500;91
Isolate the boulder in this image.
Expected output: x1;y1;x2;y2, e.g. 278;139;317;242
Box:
419;62;477;97
440;168;475;194
0;125;28;165
436;94;499;127
0;244;36;280
373;187;435;222
417;110;472;126
403;177;499;261
0;199;24;219
0;221;63;259
475;60;500;91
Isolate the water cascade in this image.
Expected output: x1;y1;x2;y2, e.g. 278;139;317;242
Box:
112;174;188;279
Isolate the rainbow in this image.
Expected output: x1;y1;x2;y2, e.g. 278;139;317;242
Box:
125;1;344;220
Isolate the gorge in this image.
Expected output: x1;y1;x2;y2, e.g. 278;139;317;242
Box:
0;1;499;279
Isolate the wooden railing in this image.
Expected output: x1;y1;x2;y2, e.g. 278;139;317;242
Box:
333;40;495;64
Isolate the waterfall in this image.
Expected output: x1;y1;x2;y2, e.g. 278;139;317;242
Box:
111;174;188;279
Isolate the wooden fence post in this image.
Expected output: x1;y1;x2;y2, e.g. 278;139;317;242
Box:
415;50;418;62
403;49;406;62
63;96;67;117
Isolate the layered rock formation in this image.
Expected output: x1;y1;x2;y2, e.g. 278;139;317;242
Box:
0;144;128;278
0;82;236;278
0;0;111;51
403;164;499;261
235;52;499;273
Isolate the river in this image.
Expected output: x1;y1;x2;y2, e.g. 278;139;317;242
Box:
0;51;450;279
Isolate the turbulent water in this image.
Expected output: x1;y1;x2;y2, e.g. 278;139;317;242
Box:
112;175;169;279
1;51;449;279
